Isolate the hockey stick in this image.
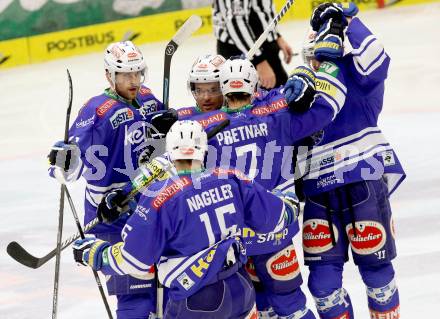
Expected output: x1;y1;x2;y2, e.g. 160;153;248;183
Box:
246;0;295;60
64;187;113;319
6;119;231;269
51;69;73;319
162;15;202;109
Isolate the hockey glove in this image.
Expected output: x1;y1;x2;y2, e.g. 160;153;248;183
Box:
284;66;316;113
73;235;110;270
272;190;300;226
314;17;347;61
311;2;358;32
97;189;137;224
48;141;80;172
150;109;178;137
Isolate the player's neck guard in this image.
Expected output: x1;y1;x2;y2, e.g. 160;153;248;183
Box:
221;104;252;113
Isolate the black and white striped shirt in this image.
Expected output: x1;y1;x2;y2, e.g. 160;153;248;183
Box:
212;0;279;58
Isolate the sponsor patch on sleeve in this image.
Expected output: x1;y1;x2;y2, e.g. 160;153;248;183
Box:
96;99;117;117
318;61;339;77
152;176;192;209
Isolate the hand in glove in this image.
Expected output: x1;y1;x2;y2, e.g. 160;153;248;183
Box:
97;189;136;224
73;235;110;270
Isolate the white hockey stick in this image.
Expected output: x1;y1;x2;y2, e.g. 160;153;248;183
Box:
162;15;202;108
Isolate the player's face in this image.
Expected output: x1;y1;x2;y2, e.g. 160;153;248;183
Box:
192;82;223;112
115;71;143;101
310;59;321;72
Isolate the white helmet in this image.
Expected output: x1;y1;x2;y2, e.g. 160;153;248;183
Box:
302;29;316;65
189;54;226;85
104;41;147;86
219;58;258;96
166;120;207;162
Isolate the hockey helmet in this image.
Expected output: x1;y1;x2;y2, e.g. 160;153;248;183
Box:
104;41;147;87
166;120;207;162
219;58;258;96
302;28;317;65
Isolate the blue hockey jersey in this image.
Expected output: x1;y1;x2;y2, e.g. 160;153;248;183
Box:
55;86;164;232
99;168;288;300
177;72;346;253
296;18;406;196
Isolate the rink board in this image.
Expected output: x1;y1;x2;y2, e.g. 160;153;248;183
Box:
0;0;437;69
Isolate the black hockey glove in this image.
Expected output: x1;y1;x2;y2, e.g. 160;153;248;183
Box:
284;66;316;113
150;109;178;137
310;2;345;32
97;189;135;224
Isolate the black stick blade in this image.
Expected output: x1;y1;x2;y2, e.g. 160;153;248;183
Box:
6;241;53;269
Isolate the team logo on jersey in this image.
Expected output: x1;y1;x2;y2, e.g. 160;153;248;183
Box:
96;99;117;117
346;221;386;255
230;80;244;88
197;112;227;128
303;219;338;254
139;87;152;96
266;244;300;281
381;150;396;167
110;108;134;129
152;176;192;209
251;98;288;116
245;258;260;282
177;272;195;291
177;108;194;117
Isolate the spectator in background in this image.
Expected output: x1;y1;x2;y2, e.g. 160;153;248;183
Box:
212;0;293;89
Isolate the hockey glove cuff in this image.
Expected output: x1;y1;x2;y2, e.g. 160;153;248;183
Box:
314;17;347;61
73;236;110;270
284;66;316;112
97;189;136;224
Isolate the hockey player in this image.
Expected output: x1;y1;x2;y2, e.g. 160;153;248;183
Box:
99;53;345;318
297;3;406;319
186;54;226;113
48;41;166;318
72;120;300;319
175;56;351;318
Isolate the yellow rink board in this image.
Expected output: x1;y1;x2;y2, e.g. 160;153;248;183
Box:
0;0;437;69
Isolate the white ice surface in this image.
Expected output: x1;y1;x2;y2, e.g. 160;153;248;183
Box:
0;3;439;318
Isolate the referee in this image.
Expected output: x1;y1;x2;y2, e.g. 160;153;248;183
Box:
212;0;293;89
